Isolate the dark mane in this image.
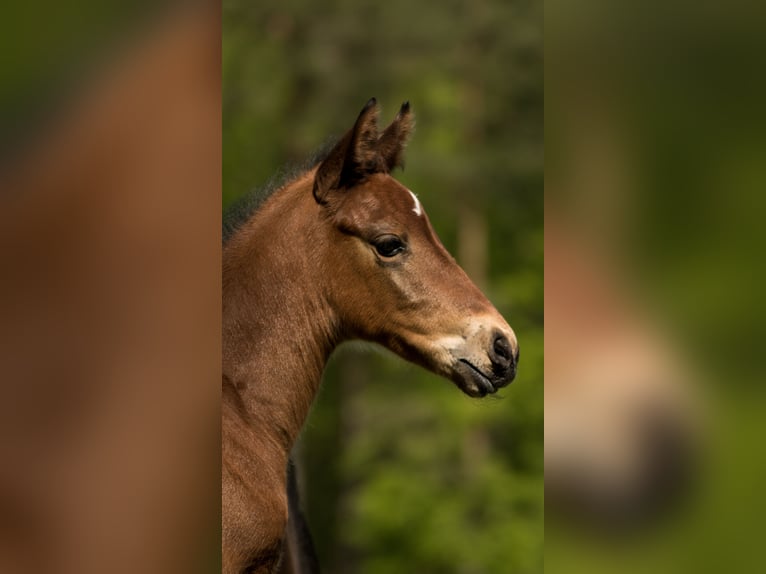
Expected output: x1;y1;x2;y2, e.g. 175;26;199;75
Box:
223;138;337;245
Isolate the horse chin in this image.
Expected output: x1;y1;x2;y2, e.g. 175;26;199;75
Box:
453;359;497;398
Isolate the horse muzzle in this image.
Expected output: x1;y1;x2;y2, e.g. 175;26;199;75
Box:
451;328;519;397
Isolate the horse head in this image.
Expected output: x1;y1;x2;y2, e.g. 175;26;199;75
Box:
312;98;518;397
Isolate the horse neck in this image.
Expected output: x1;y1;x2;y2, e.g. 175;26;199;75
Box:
223;171;337;451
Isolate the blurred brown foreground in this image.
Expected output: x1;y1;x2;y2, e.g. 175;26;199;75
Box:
0;3;221;573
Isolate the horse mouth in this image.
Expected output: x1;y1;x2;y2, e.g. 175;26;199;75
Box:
457;359;497;397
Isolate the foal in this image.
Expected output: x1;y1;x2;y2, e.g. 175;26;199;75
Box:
222;99;518;573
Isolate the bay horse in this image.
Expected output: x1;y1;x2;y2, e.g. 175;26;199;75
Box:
222;99;519;573
0;4;219;573
545;208;697;529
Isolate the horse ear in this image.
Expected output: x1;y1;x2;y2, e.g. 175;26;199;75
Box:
378;101;414;171
313;98;381;204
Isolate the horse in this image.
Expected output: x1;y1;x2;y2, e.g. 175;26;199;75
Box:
0;4;220;573
221;98;519;573
545;208;698;529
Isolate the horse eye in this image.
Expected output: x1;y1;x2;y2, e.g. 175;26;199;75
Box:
372;236;405;258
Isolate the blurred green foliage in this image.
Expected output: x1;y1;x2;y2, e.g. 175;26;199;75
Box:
224;1;542;572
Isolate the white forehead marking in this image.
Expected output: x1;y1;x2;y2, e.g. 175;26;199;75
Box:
407;189;422;217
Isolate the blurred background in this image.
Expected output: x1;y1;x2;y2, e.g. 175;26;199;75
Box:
546;0;766;572
1;3;220;573
223;0;543;572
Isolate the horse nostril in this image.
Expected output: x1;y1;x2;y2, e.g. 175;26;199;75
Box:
492;333;512;366
640;410;695;511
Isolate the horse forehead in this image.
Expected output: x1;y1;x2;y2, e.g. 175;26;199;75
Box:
365;177;423;218
406;189;422;217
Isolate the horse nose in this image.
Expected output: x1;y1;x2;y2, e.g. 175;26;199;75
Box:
490;331;518;382
638;409;696;515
